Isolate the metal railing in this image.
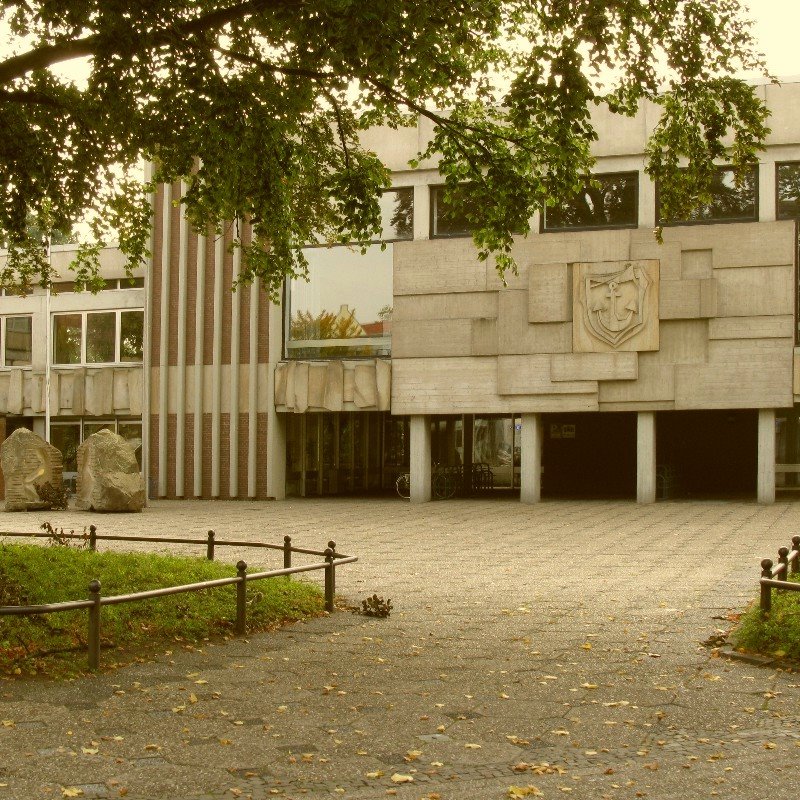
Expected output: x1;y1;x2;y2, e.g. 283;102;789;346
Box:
0;528;357;670
759;535;800;613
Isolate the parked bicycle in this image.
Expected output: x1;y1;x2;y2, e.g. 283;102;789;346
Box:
395;463;460;500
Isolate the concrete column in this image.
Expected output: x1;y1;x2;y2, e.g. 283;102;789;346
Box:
266;298;286;500
520;412;543;504
410;415;431;503
759;162;776;222
758;408;776;504
637;411;656;504
157;182;172;498
412;184;429;240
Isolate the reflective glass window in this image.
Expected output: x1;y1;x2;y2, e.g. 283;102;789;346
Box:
50;424;81;473
3;316;32;365
777;162;800;219
543;172;638;231
86;312;116;363
120;310;144;361
53;314;82;364
658;165;757;225
379;188;414;240
287;244;392;359
430;186;471;237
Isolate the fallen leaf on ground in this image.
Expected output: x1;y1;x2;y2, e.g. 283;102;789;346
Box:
390;773;414;784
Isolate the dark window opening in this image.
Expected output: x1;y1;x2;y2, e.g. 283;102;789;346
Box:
543;172;639;231
658;165;758;225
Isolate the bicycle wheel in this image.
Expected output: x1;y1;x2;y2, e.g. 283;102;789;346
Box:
395;472;411;499
433;472;457;500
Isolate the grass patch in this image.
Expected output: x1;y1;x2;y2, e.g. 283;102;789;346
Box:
732;574;800;661
0;542;324;677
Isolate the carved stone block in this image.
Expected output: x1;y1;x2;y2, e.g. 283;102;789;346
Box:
572;260;659;353
1;428;64;511
75;429;145;512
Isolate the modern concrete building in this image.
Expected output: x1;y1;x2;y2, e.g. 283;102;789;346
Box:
3;80;800;505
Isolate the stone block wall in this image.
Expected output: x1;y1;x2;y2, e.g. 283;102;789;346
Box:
391;222;796;415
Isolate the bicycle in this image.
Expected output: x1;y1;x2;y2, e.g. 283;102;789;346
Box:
395;464;459;500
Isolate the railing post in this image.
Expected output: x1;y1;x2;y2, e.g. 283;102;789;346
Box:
284;535;292;572
88;579;101;671
206;530;215;561
328;541;337;596
778;547;790;585
324;548;335;613
89;525;97;552
760;558;774;615
792;536;800;574
235;560;247;635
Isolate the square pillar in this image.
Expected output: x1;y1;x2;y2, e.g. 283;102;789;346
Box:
410;415;431;503
520;413;543;504
758;408;776;504
637;411;656;504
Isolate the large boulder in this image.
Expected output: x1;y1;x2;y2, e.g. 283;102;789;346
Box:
76;429;145;512
1;428;64;511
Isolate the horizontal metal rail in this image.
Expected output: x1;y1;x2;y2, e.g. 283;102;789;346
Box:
0;529;351;560
0;538;358;670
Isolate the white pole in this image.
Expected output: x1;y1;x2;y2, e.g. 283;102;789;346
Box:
44;234;52;442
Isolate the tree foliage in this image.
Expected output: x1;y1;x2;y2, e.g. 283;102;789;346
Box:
0;1;771;294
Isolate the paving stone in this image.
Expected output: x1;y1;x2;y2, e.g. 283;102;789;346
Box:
2;499;800;799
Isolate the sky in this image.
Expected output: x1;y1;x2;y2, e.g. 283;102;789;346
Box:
743;0;799;80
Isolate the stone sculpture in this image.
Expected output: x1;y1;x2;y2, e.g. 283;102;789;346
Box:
76;429;145;512
1;428;64;511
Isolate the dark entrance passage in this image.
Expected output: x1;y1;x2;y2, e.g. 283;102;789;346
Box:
542;412;636;498
655;410;757;499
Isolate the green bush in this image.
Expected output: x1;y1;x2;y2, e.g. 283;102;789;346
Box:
732;574;800;661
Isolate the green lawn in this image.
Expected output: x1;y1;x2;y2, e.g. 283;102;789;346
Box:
732;573;800;661
0;542;324;677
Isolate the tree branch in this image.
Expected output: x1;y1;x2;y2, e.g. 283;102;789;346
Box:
0;0;301;85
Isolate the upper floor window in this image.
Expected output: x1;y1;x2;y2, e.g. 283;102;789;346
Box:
657;165;758;226
430;185;471;238
286;245;393;360
1;315;32;366
52;277;145;293
378;188;414;241
53;309;144;365
777;162;800;220
542;172;639;232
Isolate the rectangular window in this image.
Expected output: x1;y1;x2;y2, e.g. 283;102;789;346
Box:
120;310;144;361
52;309;144;365
379;188;414;240
657;165;758;225
430;185;471;238
1;316;32;366
777;162;800;220
86;312;116;363
287;244;392;359
54;314;83;365
543;172;639;231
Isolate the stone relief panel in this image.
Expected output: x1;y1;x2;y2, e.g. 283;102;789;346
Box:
1;428;63;511
572;260;660;353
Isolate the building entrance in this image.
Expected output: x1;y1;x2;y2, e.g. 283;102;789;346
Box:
285;412;408;496
541;412;637;499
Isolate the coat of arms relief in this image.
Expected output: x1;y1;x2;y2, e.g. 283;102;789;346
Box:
572;260;659;352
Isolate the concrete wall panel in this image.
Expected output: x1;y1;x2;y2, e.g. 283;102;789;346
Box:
715;265;794;317
551;352;638;382
528;262;571;322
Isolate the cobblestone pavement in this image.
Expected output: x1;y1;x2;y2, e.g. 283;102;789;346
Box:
2;498;800;800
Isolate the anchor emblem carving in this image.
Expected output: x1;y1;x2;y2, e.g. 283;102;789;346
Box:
584;263;650;348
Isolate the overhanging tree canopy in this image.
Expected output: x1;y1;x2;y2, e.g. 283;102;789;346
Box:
0;0;771;294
